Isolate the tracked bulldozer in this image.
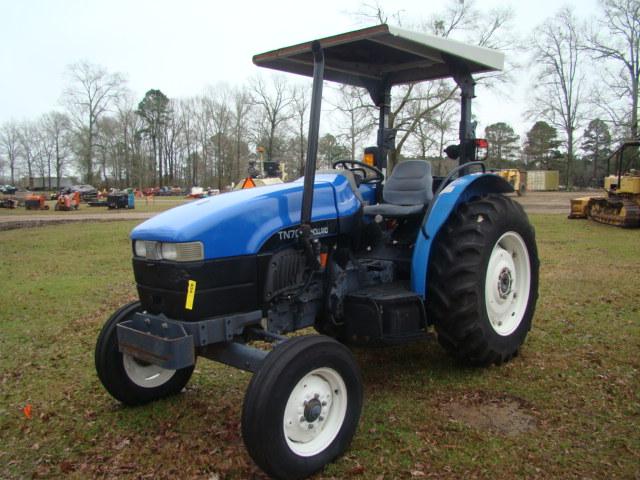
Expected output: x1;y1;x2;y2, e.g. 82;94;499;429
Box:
569;141;640;227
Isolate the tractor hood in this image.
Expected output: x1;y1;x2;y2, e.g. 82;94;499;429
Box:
131;173;360;259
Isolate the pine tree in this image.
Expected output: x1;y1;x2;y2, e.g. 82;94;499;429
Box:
485;122;520;168
581;119;612;183
524;121;562;169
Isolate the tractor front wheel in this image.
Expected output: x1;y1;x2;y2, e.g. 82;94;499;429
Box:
95;301;194;405
242;335;362;480
426;194;539;366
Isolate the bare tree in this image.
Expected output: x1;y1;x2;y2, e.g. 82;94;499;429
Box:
250;75;293;161
330;85;376;163
389;82;457;169
18;122;39;188
231;88;252;181
41;112;71;189
585;0;640;139
94;116;114;186
291;84;311;176
34;118;53;189
410;116;439;160
431;100;457;160
62;60;125;184
529;8;586;189
195;97;213;186
409;100;457;162
177;98;199;185
0;121;21;184
113;94;140;187
353;1;404;26
162;99;182;185
206;86;233;189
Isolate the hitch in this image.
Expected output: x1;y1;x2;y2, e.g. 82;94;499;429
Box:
116;310;266;372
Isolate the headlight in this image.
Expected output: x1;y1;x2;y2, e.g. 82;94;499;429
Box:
133;240;204;262
134;240;147;257
161;243;177;261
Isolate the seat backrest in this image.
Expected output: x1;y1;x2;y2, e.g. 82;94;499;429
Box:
383;160;433;206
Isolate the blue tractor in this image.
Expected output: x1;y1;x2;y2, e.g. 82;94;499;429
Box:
95;25;539;480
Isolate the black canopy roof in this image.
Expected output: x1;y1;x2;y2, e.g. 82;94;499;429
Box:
253;24;504;88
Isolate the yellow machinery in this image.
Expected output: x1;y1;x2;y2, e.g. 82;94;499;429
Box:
494;169;527;196
569;141;640;227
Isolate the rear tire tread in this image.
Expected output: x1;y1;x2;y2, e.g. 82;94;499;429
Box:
426;194;539;366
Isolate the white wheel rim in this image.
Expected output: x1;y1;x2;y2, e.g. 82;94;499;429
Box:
122;353;176;388
283;367;348;457
484;231;531;336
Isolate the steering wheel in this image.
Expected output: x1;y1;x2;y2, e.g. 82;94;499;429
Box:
332;160;384;184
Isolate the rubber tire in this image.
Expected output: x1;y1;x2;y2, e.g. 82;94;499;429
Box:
426;194;539;366
95;301;194;406
242;335;363;480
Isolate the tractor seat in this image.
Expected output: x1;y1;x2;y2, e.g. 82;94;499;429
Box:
363;160;433;218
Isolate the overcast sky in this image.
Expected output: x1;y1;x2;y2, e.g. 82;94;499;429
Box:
1;0;600;140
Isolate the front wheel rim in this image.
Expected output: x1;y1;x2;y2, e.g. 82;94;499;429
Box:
283;367;348;457
122;354;176;388
484;231;531;336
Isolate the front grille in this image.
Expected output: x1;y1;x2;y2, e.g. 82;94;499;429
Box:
174;242;204;262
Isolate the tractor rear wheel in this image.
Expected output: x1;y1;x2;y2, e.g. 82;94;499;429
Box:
95;301;194;405
426;194;539;366
242;335;362;480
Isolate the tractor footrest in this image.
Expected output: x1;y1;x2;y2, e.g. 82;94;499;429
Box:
117;315;195;370
343;283;426;345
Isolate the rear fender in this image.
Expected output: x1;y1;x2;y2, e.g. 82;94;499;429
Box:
410;173;514;297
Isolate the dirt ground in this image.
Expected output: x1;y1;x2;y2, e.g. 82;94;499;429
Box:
442;392;538;438
0;191;586;230
512;190;592;214
0;212;155;231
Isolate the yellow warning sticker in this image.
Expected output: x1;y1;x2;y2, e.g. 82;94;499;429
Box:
185;280;197;310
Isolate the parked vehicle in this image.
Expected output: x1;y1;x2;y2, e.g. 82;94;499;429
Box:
70;184;98;202
54;191;80;211
24;194;50;210
107;191;135;209
53;185;98;202
569;141;640;227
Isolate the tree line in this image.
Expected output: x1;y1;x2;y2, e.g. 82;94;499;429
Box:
476;0;638;188
0;0;638;190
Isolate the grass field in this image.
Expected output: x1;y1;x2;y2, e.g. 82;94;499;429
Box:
0;216;638;479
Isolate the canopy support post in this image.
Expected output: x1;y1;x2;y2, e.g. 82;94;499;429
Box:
366;80;393;171
299;41;324;269
453;71;476;166
300;41;324;227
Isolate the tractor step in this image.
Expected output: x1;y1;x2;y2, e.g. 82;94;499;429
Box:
343;282;427;345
